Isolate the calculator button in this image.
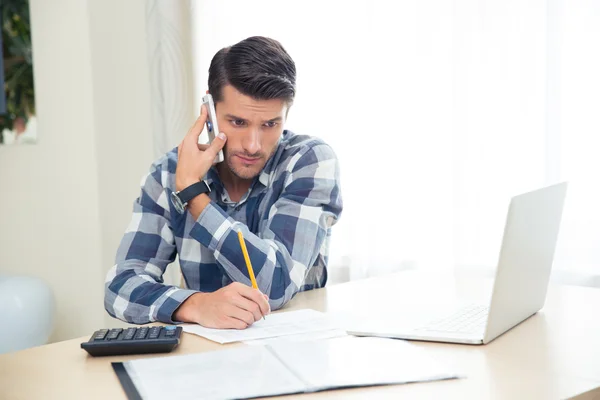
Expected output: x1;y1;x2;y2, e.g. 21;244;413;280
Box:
93;329;109;341
107;328;123;340
165;327;176;337
148;327;162;339
123;328;137;340
134;327;149;340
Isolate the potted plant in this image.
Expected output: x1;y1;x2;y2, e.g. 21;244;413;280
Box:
1;0;35;144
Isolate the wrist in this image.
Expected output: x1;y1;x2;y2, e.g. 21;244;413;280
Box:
171;180;211;215
176;178;200;193
173;292;207;323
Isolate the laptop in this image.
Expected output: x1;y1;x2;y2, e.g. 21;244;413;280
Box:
347;182;568;345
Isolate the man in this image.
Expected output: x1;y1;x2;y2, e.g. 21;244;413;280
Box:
105;36;342;329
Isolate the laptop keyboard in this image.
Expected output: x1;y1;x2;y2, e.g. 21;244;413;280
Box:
416;304;489;335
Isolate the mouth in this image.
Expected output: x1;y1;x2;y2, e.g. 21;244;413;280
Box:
236;155;262;165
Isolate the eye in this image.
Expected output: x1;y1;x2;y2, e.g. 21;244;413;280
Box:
264;121;278;128
230;119;246;127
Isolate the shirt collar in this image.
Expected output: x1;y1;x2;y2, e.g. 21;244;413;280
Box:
257;152;276;188
257;131;288;188
204;167;221;191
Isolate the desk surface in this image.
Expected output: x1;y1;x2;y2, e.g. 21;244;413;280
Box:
1;271;600;400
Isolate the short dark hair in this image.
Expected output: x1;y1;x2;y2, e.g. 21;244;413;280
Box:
208;36;296;105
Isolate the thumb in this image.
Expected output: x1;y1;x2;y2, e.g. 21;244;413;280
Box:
206;131;227;157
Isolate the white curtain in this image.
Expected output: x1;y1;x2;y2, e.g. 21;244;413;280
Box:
548;0;600;285
189;0;600;284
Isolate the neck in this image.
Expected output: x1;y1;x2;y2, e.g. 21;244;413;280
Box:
217;163;253;202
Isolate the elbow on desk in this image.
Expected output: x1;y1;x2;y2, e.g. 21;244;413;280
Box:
268;295;288;312
103;280;146;325
265;261;318;311
266;281;302;312
103;291;154;325
103;266;155;324
103;291;119;321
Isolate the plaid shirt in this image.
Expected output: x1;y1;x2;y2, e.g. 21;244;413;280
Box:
104;131;342;324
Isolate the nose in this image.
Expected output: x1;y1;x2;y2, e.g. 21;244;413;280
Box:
242;127;261;155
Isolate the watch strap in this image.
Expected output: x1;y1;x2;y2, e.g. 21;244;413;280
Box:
178;181;211;204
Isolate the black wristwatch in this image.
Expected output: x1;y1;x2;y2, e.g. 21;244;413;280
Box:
170;181;211;214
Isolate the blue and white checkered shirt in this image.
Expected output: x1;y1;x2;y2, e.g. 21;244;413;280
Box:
104;131;342;324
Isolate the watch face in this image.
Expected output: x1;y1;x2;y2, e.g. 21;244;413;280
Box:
170;191;185;214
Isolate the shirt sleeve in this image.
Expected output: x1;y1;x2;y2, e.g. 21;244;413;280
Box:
104;160;197;324
189;143;343;310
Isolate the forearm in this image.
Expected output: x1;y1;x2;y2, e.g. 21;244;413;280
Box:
104;263;197;324
231;228;303;310
187;193;211;221
108;147;207;324
189;203;322;309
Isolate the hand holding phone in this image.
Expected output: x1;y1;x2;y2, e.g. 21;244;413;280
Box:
201;94;225;163
176;103;226;193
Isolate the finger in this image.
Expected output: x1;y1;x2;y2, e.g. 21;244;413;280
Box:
231;294;263;322
203;131;227;160
223;316;248;330
263;294;271;313
184;104;208;143
238;286;270;316
197;143;210;152
226;305;255;327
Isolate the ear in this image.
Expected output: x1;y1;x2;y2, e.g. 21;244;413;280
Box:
206;90;210;94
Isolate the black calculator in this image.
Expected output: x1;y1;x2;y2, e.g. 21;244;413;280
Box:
80;326;183;357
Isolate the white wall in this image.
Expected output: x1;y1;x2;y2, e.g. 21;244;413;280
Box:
86;1;156;328
0;0;103;342
0;0;156;342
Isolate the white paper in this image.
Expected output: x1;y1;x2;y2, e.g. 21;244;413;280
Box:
121;336;461;400
243;329;347;346
271;336;462;390
124;345;305;400
181;309;338;344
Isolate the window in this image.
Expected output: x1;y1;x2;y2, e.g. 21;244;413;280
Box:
191;0;599;283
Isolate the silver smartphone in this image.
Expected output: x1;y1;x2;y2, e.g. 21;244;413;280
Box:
201;93;225;163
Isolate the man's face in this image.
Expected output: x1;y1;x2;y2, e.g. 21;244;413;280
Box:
215;85;287;180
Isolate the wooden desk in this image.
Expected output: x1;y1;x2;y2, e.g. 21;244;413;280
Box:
1;271;599;399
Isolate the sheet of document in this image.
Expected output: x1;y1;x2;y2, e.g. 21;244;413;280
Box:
271;336;463;390
123;345;305;400
181;308;338;344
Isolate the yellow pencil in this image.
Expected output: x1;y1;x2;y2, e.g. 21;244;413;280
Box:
237;230;264;319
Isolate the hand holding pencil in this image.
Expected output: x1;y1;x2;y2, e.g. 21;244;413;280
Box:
171;231;269;329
